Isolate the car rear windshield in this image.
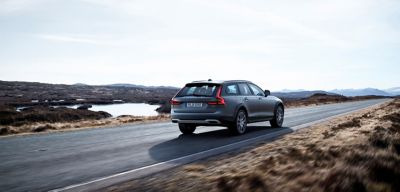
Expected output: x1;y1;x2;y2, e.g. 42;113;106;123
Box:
176;83;219;97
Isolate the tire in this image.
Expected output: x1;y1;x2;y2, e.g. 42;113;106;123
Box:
178;123;196;134
270;105;284;128
229;110;247;135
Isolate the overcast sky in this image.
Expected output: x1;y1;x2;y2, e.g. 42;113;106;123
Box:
0;0;399;91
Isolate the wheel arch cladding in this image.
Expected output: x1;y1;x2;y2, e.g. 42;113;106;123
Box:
234;104;248;117
275;102;284;112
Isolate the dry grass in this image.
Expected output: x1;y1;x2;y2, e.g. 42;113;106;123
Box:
0;113;170;136
284;94;388;108
104;99;400;192
332;117;361;131
0;106;111;126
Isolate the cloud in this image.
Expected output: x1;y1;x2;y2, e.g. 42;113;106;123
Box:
0;0;46;14
81;0;352;48
193;1;352;48
36;34;114;45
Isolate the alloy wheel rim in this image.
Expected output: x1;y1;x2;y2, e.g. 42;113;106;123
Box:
237;112;247;133
276;107;284;125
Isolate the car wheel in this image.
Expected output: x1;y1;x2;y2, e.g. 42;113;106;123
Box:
229;110;247;135
270;105;284;127
178;123;196;134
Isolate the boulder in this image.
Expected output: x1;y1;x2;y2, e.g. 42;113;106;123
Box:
156;103;171;113
77;104;92;110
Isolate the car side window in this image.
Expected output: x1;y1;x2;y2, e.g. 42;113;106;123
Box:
248;84;265;96
224;84;239;96
238;83;252;95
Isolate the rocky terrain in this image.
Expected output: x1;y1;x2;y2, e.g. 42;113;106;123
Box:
283;93;388;107
271;90;338;99
104;99;400;192
0;106;112;135
0;80;178;107
0;80;178;135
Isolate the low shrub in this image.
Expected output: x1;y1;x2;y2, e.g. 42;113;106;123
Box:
33;124;55;132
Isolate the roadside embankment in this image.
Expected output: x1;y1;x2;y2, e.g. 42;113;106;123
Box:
0;106;112;135
0;105;169;136
283;94;388;107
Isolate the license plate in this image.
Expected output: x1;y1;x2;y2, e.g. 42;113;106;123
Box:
186;103;203;108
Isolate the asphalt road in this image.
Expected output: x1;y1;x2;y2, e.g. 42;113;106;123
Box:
0;99;389;192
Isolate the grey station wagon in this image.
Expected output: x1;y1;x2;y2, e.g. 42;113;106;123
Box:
170;80;284;135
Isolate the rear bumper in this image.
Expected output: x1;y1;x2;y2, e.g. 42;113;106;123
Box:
171;119;222;124
171;113;234;125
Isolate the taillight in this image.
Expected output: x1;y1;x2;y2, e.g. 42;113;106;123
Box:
170;99;181;105
208;86;225;105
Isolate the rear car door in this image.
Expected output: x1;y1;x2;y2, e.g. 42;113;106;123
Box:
221;83;241;117
238;83;260;120
248;83;275;118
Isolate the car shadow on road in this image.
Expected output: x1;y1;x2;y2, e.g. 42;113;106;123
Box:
148;125;293;162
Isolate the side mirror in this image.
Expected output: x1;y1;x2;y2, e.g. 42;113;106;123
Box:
264;90;270;96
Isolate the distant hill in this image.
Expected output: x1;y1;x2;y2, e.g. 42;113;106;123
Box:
278;89;307;93
0;80;179;106
107;83;148;88
107;83;179;89
271;90;338;100
72;83;89;86
273;86;399;99
330;88;392;97
385;87;400;96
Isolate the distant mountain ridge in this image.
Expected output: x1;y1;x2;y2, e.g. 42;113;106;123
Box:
272;90;338;99
278;89;307;93
330;88;393;97
106;83;179;89
385;87;400;96
273;87;399;99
